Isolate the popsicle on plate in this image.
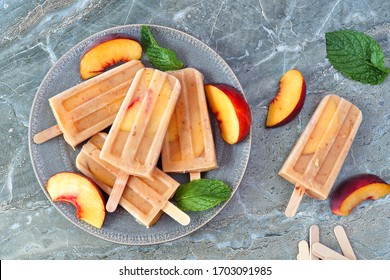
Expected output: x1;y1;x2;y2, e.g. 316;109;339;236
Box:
279;94;362;217
33;60;144;148
100;68;181;212
162;68;218;181
76;133;190;227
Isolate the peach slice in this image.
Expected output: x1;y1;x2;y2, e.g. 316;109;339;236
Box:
330;174;390;216
80;34;142;80
204;84;251;145
46;172;106;228
266;69;306;128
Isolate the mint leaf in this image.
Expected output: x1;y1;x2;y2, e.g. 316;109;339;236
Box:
144;44;184;71
325;30;390;85
174;179;231;212
141;25;158;49
141;25;184;71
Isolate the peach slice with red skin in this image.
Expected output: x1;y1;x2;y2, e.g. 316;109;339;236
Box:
80;34;142;80
266;69;306;128
46;172;106;228
330;174;390;216
204;84;251;145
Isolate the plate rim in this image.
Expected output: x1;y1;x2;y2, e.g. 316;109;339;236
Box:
28;24;252;245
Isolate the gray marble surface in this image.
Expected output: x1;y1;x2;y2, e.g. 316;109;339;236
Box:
1;0;390;260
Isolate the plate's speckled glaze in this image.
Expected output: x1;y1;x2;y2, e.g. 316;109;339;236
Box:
28;24;251;245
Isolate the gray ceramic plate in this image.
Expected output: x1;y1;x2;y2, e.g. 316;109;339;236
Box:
28;24;251;245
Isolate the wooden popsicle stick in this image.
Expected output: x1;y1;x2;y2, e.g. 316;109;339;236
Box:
190;172;201;181
309;224;320;260
162;201;191;226
298;240;310;260
106;169;129;212
296;253;301;260
312;242;350;260
334;225;357;260
285;185;305;217
33;125;62;144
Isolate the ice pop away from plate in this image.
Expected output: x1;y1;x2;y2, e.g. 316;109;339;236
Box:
33;60;144;148
76;133;190;227
279;94;362;217
162;68;218;179
100;68;181;211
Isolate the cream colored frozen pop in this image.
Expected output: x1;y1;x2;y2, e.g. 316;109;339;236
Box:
76;133;190;227
162;68;218;181
33;60;144;148
279;94;362;217
100;68;181;212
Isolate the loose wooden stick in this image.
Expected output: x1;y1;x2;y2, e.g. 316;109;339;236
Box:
285;185;305;217
106;169;129;212
298;240;310;260
309;225;320;260
33;125;62;144
334;225;357;260
189;172;201;181
312;242;350;260
162;202;190;226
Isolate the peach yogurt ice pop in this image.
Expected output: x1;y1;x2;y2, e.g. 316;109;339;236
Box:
162;68;218;180
76;133;190;227
279;94;362;217
99;68;181;212
33;60;144;148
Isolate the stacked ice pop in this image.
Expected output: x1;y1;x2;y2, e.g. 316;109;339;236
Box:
33;60;144;148
162;68;218;180
279;94;362;217
76;133;190;227
99;68;182;212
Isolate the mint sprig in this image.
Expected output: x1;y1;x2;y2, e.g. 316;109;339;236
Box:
141;25;184;71
325;30;390;85
174;179;231;212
